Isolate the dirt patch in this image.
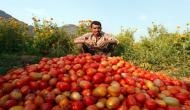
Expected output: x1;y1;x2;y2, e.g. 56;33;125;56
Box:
20;55;38;65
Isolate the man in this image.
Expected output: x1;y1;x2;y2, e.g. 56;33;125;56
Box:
74;21;119;56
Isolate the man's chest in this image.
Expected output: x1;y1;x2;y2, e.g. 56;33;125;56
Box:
88;36;107;46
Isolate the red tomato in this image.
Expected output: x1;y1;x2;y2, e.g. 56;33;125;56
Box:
113;74;121;81
92;73;105;84
125;78;135;86
167;106;181;110
83;96;97;106
126;86;135;94
135;93;146;103
61;76;71;83
45;93;55;103
40;103;53;110
90;62;99;68
79;80;92;89
20;86;30;95
185;100;190;106
82;89;92;96
147;90;157;98
83;75;92;81
117;104;128;110
71;101;85;110
71;82;81;92
125;95;137;107
175;93;188;103
49;78;57;86
34;95;44;106
86;68;97;76
56;82;71;91
24;103;37;110
86;105;99;110
3;100;17;109
92;55;102;62
51;106;62;110
72;64;82;70
30;81;38;90
129;105;140;110
38;80;48;89
104;76;112;84
145;99;157;110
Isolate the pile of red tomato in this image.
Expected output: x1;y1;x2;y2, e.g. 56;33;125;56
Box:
0;53;190;110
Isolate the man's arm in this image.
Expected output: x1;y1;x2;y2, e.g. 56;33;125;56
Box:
97;34;119;48
106;34;119;44
74;33;93;44
74;36;85;44
107;37;119;44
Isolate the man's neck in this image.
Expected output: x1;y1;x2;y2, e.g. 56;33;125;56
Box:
94;35;100;37
92;33;102;37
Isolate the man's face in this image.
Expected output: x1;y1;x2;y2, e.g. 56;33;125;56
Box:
91;24;102;37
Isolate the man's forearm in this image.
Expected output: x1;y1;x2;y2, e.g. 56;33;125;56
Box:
74;38;85;44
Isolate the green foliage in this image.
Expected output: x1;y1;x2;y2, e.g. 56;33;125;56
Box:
132;23;190;78
113;23;190;78
49;29;75;57
76;20;91;36
113;28;136;60
32;17;75;57
0;18;30;53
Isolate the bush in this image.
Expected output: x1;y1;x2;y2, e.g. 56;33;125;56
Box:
132;23;190;77
113;28;136;60
32;17;75;57
0;18;30;53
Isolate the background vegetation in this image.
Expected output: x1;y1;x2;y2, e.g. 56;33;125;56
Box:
0;17;190;79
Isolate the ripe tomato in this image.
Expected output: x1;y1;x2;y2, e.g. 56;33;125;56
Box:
145;99;157;110
175;93;188;103
92;73;105;84
135;93;146;103
56;82;71;91
29;81;38;90
71;101;85;110
83;96;97;106
73;64;82;70
40;103;53;110
125;95;137;107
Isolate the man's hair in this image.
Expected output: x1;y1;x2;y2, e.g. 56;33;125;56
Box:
90;21;101;28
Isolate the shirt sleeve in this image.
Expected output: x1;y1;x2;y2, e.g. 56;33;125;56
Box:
74;33;91;44
97;34;119;48
105;34;119;44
